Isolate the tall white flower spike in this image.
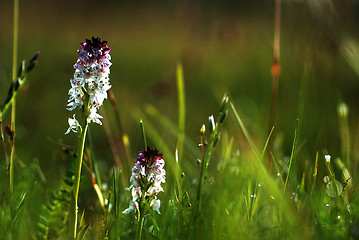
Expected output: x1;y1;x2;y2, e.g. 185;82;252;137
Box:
66;37;112;131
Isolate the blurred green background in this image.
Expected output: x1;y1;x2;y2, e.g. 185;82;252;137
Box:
1;0;359;183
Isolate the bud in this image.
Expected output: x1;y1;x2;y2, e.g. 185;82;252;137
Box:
208;115;215;133
17;61;24;77
213;132;221;147
26;51;40;72
219;110;228;124
29;50;40;63
200;124;206;135
219;94;229;113
26;60;38;72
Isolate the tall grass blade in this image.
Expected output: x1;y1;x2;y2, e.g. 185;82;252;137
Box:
262;126;275;158
310;151;319;197
176;62;185;201
229;102;260;159
337;102;351;168
9;0;20;198
140;119;147;148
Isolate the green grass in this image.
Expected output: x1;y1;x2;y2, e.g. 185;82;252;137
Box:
1;1;359;239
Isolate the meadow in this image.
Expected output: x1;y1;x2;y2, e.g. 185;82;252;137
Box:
1;0;359;239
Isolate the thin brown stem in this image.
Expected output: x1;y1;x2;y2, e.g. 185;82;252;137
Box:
268;0;281;169
101;109;122;167
108;90;128;163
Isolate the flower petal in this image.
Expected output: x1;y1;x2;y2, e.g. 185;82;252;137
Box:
65;114;81;134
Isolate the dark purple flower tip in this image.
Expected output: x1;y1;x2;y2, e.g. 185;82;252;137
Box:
136;147;163;166
79;36;111;56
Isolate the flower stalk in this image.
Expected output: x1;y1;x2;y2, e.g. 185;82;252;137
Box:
65;37;112;239
135;207;145;240
196;118;218;207
195;94;228;216
71;100;89;238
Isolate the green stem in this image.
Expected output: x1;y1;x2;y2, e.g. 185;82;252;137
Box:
12;0;19;81
71;117;89;239
9;144;15;198
86;127;105;210
9;0;19;199
196;125;217;212
135;210;145;240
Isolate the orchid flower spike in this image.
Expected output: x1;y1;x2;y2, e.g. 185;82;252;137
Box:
123;147;166;215
66;37;112;132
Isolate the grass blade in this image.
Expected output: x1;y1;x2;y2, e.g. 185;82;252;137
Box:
176;62;185;201
229;102;260;159
284;119;299;192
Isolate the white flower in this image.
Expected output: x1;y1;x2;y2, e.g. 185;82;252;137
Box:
150;198;161;214
325;154;331;164
122;200;139;214
67;78;84;111
147;185;163;196
65;114;81;134
131;187;142;200
87;107;103;125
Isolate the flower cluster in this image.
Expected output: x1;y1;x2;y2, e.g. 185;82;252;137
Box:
66;37;112;134
123;147;166;215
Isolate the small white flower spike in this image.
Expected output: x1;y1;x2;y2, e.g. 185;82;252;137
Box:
124;147;165;215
